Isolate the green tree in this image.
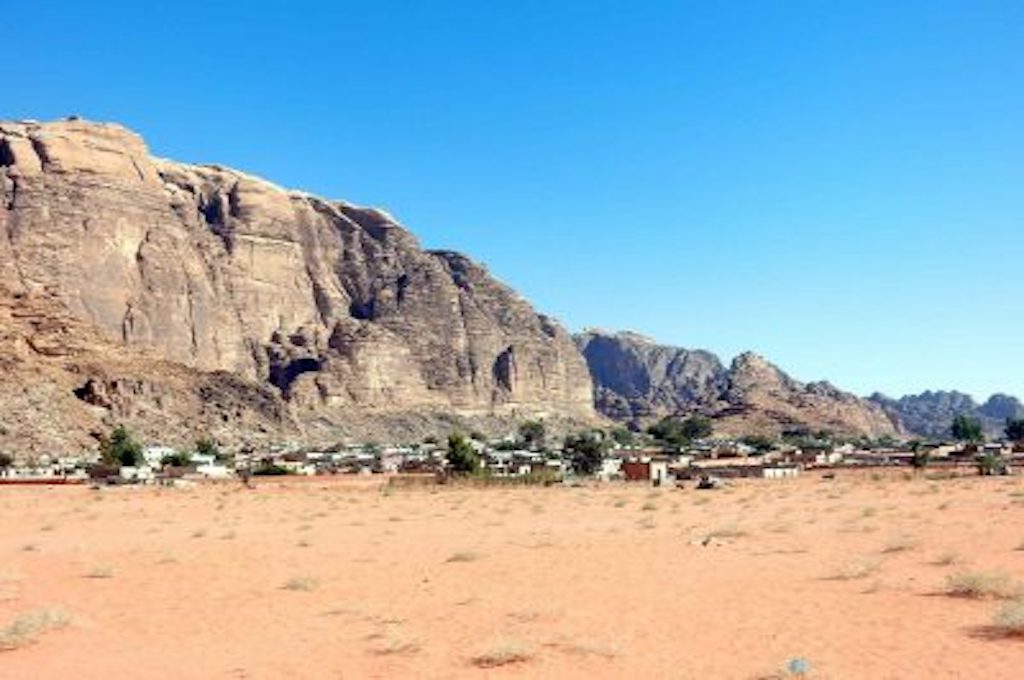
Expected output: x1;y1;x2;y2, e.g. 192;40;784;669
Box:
610;427;634;447
161;451;193;467
563;432;608;476
1005;418;1024;443
951;414;984;442
195;437;224;462
100;425;143;467
740;435;775;454
518;420;546;449
647;416;713;447
446;433;480;475
0;452;13;470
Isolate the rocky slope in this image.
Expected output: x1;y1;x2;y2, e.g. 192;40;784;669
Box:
575;330;727;420
870;391;1024;439
0;118;593;453
576;330;899;438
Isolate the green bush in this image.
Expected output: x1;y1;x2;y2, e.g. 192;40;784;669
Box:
446;433;480;475
951;414;983;442
564;432;608;475
252;462;290;476
100;425;143;467
647;416;712;447
160;452;192;467
195;437;225;461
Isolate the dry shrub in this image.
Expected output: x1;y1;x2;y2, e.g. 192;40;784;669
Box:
993;599;1024;635
931;550;961;566
0;609;71;651
281;576;319;591
831;557;881;580
470;639;534;668
881;535;919;554
946;571;1021;599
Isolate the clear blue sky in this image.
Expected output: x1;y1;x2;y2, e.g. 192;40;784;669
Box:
8;1;1024;401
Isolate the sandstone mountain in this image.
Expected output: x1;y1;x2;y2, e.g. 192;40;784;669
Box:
576;330;899;438
0;119;593;454
869;391;1024;439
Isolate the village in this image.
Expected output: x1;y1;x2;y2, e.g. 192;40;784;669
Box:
2;416;1021;487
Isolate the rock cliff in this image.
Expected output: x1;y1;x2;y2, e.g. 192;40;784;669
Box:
870;391;1024;439
576;330;899;438
0;119;593;453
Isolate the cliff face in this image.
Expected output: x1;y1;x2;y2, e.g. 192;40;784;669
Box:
0;119;593;452
575;330;727;420
576;330;899;438
870;391;1024;439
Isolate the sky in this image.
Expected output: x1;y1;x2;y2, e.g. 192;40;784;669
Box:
7;1;1023;400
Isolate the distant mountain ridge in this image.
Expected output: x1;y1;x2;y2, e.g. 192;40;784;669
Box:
575;330;899;438
869;391;1024;439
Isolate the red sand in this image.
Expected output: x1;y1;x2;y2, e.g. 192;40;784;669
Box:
2;472;1024;678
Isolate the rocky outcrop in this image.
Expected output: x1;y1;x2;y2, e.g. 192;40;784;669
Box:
577;330;899;438
721;352;899;438
870;391;1023;439
575;330;726;420
0;119;593;453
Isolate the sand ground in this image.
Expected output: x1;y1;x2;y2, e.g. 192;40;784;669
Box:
2;471;1024;678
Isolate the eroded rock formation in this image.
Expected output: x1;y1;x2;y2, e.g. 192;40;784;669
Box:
0;119;593;453
577;330;899;438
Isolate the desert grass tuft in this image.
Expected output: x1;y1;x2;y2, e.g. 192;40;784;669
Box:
946;570;1021;599
881;535;919;554
992;599;1024;635
931;550;961;566
84;566;113;579
0;608;72;651
706;524;747;540
446;551;483;563
281;576;319;592
470;639;534;668
830;557;881;580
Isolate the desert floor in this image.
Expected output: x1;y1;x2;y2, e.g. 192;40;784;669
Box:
2;471;1024;679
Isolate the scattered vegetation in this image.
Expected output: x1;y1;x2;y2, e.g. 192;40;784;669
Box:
85;566;114;579
881;535;919;554
0;609;72;651
931;550;961;566
830;557;881;580
368;630;421;656
281;576;319;591
470;639;534;668
992;599;1024;636
945;570;1020;599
